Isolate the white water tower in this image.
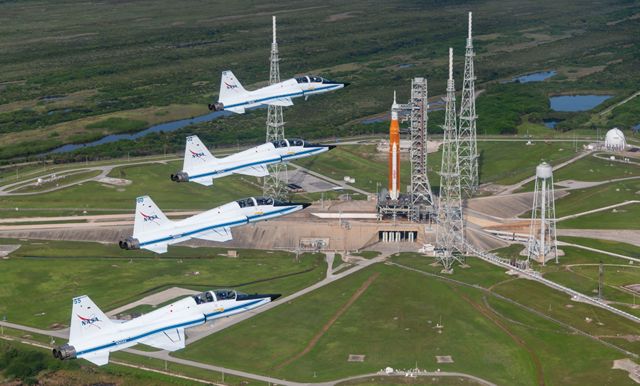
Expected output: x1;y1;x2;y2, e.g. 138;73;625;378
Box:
527;162;558;265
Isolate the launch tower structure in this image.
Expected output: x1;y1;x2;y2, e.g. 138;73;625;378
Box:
408;77;434;221
263;16;288;200
435;48;465;271
458;12;479;198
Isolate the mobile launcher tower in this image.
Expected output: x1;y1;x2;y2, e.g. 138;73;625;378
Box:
376;81;434;223
527;162;558;265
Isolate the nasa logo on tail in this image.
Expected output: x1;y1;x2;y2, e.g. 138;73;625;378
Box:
140;212;160;223
224;82;238;90
77;314;101;328
189;150;206;159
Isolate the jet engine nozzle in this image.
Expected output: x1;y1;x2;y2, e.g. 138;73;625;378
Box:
208;102;224;111
52;344;76;360
119;237;140;250
170;172;189;183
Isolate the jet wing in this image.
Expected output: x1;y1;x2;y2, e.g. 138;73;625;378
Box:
235;164;269;177
191;177;213;187
140;328;185;351
81;351;110;366
143;243;168;254
194;227;233;242
268;97;293;107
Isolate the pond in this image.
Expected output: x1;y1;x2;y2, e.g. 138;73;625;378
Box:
48;110;232;154
512;70;556;83
543;119;560;129
549;95;612;112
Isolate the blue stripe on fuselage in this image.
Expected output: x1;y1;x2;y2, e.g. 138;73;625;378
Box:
75;299;266;357
188;148;321;180
139;206;296;248
224;84;341;109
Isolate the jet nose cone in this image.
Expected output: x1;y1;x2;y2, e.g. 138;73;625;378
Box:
327;145;336;150
343;82;351;88
302;203;311;209
270;294;281;301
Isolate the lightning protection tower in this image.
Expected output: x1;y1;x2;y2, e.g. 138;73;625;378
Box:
458;11;479;198
435;48;465;272
263;16;288;200
527;162;558;265
409;77;434;222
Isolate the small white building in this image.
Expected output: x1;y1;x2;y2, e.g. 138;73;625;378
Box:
604;128;626;151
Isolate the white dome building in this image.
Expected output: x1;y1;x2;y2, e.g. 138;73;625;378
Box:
604;128;626;151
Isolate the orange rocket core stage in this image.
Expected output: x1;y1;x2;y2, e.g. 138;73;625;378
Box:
388;106;400;197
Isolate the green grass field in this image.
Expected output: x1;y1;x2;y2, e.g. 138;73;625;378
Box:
559;203;640;229
493;244;640;315
0;161;262;216
558;236;640;258
0;239;326;328
175;261;638;385
553;155;640;182
477;141;576;185
554;179;640;217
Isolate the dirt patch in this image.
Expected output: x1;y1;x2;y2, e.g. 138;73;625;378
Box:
324;12;358;22
98;177;132;186
559;66;607;81
348;354;366;362
625;284;640;294
275;272;380;369
0;244;20;257
612;358;640;384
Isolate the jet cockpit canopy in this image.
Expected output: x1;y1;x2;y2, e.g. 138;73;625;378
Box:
295;76;338;84
236;197;256;208
271;139;289;148
288;138;304;147
192;289;238;304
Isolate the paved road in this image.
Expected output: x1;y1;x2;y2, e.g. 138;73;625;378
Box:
593;152;640;166
498;150;593;195
557;229;640;248
557;241;640;263
0;211;199;224
0;157;175;196
0;320;67;339
557;200;639;221
599;90;640;116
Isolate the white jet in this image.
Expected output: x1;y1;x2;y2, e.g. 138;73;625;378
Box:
52;289;279;366
208;71;349;114
170;135;334;186
119;195;309;254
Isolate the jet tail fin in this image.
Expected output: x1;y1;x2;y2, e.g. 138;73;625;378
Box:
70;295;114;344
183;135;218;172
219;70;249;104
133;196;172;238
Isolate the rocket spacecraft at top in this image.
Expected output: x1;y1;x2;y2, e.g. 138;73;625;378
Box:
388;91;401;200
